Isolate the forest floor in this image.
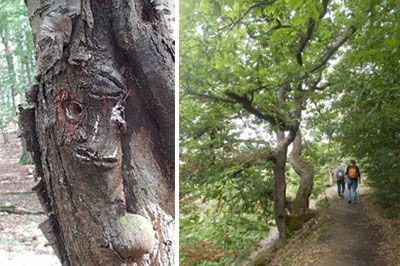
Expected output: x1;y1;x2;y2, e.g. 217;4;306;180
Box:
0;132;59;265
266;183;400;266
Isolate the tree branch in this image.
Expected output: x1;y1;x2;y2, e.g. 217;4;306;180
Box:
295;19;316;66
193;126;210;139
188;92;236;104
314;82;331;90
265;21;292;35
217;1;277;33
247;20;291;39
320;0;330;19
224;90;279;127
311;25;357;73
183;84;236;104
281;123;300;149
281;84;303;147
294;0;330;66
308;71;322;90
234;138;271;145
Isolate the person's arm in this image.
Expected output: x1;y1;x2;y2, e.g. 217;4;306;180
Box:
357;166;362;183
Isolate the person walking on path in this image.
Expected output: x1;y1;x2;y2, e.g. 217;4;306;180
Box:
335;164;345;199
346;160;361;204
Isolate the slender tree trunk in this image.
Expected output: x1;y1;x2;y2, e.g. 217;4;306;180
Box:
334;141;339;164
0;126;8;145
288;130;314;230
25;62;32;84
1;29;17;115
24;25;34;84
18;136;32;165
22;0;175;265
328;135;334;185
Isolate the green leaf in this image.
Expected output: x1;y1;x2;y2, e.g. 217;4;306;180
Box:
315;2;324;14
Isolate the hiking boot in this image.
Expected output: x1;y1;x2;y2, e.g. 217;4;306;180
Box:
348;200;351;204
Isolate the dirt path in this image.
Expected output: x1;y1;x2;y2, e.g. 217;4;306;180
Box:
313;186;381;266
0;132;59;265
268;185;391;266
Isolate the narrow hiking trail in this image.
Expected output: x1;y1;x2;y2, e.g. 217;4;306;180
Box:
0;132;59;265
308;187;381;266
268;185;400;266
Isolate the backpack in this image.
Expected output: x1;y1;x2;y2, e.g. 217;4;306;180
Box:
337;169;344;179
348;166;357;179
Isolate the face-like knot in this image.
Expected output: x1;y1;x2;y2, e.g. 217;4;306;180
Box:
64;100;84;125
54;89;86;135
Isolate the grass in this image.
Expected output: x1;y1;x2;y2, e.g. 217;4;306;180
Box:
380;209;398;220
315;197;330;208
17;153;33;166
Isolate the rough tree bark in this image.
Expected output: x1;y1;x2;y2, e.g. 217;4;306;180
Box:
273;131;291;243
21;0;175;265
288;130;314;231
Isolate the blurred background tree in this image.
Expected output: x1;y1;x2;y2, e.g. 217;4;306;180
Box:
0;0;36;162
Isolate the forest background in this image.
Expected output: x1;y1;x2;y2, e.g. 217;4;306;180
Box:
0;0;35;151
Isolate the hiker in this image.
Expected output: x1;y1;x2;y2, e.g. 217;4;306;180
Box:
335;163;345;199
346;160;361;204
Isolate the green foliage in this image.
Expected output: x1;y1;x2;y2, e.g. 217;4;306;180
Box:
0;0;35;129
180;196;271;265
180;143;275;264
327;0;400;209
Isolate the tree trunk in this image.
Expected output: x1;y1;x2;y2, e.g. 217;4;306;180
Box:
287;130;314;231
327;135;334;185
0;129;8;145
1;28;17;115
271;88;302;243
25;62;33;84
18;136;33;166
273;130;289;243
22;0;175;265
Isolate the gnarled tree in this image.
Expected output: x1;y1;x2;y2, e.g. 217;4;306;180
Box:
20;0;175;265
180;0;358;243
